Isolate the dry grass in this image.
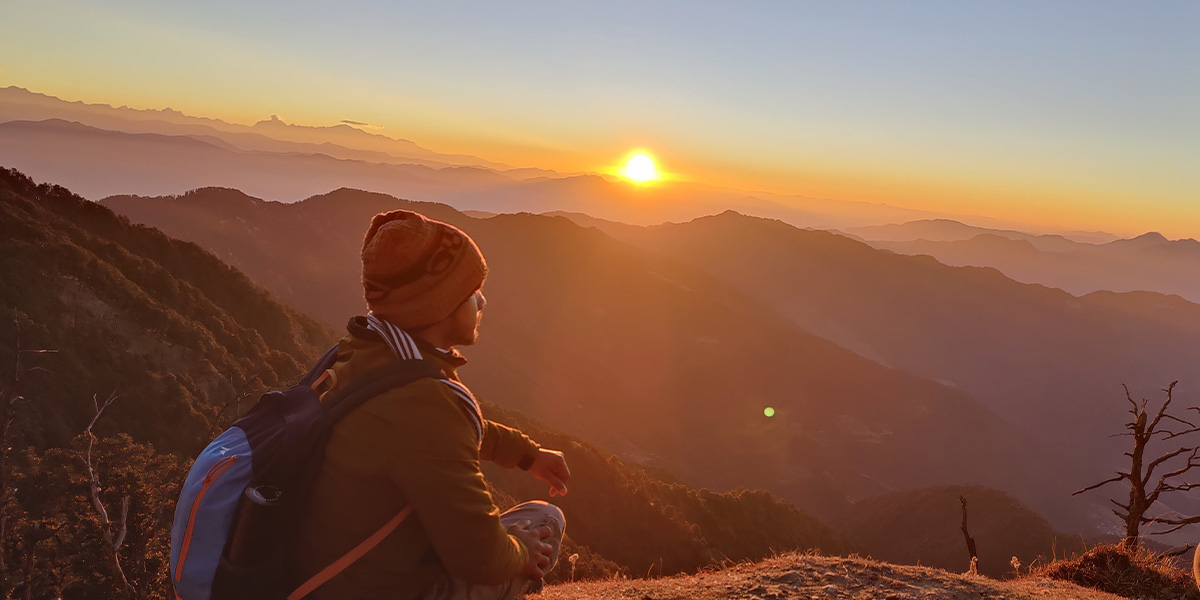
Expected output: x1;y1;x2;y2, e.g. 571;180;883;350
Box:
536;551;1132;600
1029;543;1199;600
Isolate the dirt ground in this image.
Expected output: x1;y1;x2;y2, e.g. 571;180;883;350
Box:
537;553;1132;600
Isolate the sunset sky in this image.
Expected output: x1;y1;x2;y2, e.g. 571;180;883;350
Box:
3;1;1198;236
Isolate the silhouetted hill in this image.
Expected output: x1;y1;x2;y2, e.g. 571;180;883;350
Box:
0;119;505;201
554;210;1200;545
2;86;1000;229
439;174;820;227
0;85;503;169
1081;290;1200;336
846;218;1112;248
587;212;1200;472
105;187;463;323
832;486;1087;579
0;167;334;454
105;187;1080;540
852;221;1200;303
1107;232;1169;250
0;116;828;226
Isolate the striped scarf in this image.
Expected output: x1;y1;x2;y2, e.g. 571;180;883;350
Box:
366;313;484;446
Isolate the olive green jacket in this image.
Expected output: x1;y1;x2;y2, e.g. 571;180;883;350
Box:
293;318;541;599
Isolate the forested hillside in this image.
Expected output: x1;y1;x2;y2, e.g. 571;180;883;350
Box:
0;168;334;452
0;168;842;598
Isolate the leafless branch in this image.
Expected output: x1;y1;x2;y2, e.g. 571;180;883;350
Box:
112;496;130;551
1160;483;1200;493
1124;384;1137;413
1147;448;1200;505
1143;446;1192;483
1073;473;1126;496
76;390;139;598
1161;426;1200;441
1160;413;1196;429
1150;521;1199;536
1145;382;1179;432
1149;513;1200;527
1079;381;1200;548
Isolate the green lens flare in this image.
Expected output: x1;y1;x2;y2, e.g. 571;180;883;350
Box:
763;407;775;417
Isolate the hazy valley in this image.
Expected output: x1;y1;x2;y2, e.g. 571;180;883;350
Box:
3;86;1200;600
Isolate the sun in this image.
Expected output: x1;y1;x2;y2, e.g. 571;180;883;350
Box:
618;152;662;183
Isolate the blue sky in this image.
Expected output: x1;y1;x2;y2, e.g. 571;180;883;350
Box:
3;1;1198;234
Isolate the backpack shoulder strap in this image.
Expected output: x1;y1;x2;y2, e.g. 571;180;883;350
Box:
318;359;445;425
299;345;341;388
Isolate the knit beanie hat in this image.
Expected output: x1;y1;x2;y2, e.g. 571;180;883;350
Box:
361;210;487;329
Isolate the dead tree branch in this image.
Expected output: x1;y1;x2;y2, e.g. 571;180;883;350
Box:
1163;543;1194;559
77;391;139;599
960;495;979;574
1074;381;1200;548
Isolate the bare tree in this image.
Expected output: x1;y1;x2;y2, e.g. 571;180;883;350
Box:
960;495;979;574
76;391;140;599
1073;382;1200;549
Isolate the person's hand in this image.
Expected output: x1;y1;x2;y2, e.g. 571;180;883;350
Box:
508;519;554;579
528;448;570;497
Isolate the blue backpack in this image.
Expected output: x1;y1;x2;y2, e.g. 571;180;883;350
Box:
169;345;443;600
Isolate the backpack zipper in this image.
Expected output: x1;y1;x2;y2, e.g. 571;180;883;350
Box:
175;455;237;581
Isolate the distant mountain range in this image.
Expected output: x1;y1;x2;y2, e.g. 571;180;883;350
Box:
845;219;1119;246
0;86;508;169
846;219;1200;303
3;86;1006;230
0;118;513;204
104;186;1111;537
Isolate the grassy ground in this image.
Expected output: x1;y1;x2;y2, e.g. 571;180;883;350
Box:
1031;543;1200;600
537;551;1136;600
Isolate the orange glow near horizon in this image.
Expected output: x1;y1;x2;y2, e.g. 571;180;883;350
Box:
3;79;1192;238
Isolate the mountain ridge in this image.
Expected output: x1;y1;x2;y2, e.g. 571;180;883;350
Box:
855;219;1200;303
103;185;1097;536
3;86;1025;230
0;85;505;169
553;208;1200;542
